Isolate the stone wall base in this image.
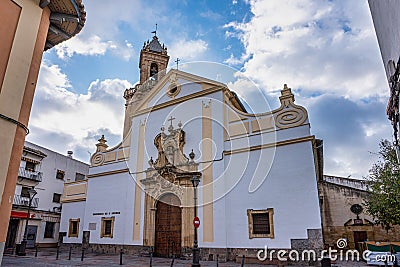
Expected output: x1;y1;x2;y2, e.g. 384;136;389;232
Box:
37;242;58;248
60;228;323;266
61;244;320;265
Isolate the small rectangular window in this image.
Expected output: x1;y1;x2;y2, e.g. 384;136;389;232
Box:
75;173;85;181
68;219;80;237
104;220;112;235
21;187;30;198
52;193;61;203
44;222;55;238
25;162;36;171
247;208;274;239
56;170;65;180
101;217;115;238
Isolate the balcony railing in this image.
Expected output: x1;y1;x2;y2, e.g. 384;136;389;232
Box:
18;167;42;182
13;195;39;208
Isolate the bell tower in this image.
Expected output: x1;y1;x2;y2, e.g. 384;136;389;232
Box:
139;33;169;84
123;31;170;138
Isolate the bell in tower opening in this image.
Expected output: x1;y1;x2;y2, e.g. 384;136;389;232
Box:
150;63;158;80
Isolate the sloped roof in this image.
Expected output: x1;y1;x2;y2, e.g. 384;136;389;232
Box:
149;36;162;52
141;35;168;55
43;0;86;50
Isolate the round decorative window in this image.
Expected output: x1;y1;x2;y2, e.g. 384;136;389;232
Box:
167;83;181;98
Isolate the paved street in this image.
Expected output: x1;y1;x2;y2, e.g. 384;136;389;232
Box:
1;248;370;267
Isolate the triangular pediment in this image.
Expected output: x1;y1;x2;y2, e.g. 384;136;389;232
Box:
131;69;229;113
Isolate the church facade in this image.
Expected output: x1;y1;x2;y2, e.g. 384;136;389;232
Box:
60;35;323;261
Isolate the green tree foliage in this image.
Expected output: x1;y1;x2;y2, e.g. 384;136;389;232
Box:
364;140;400;230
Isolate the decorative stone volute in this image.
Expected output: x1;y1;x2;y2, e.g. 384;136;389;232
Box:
95;135;108;152
274;84;308;129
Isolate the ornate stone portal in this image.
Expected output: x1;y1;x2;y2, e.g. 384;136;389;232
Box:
140;119;201;254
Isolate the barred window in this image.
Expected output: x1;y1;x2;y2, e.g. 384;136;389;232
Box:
101;217;115;238
252;213;270;235
247;209;274;239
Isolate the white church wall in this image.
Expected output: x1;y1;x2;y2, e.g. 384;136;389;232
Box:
129;91;224;172
224;141;321;248
147;78;204;108
83;172;136;245
129;90;229;245
60;201;86;243
226;120;311;153
88;161;128;176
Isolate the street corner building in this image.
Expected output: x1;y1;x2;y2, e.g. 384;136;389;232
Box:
5;142;89;252
59;34;324;262
0;0;86;262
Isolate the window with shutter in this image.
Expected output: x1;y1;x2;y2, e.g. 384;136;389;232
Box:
247;208;274;239
101;217;115;238
252;213;270;235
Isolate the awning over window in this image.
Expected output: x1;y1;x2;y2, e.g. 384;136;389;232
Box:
10;211;28;218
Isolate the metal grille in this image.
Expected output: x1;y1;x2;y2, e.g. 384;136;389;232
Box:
252;213;270;235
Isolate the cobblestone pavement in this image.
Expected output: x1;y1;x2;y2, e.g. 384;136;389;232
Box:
2;248;370;267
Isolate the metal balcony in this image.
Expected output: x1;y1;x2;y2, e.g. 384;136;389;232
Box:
13;195;39;208
18;167;42;182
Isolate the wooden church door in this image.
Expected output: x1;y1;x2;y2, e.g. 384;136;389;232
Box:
155;194;182;257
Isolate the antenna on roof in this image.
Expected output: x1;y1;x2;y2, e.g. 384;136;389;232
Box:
151;23;157;36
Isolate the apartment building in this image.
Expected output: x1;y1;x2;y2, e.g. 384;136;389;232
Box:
5;141;89;250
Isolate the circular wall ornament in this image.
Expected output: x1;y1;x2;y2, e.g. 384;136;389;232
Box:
350;204;363;215
167;83;181;98
274;108;306;129
91;153;105;166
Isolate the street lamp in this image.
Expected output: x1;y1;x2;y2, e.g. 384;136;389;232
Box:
18;188;37;256
191;174;200;267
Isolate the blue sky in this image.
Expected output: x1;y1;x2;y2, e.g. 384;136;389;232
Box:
28;0;391;179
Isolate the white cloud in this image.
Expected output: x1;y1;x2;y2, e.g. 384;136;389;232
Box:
168;39;208;61
224;53;245;65
199;10;223;21
55;35;113;59
225;0;388;100
223;0;391;178
29;62;133;162
54;35;134;61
